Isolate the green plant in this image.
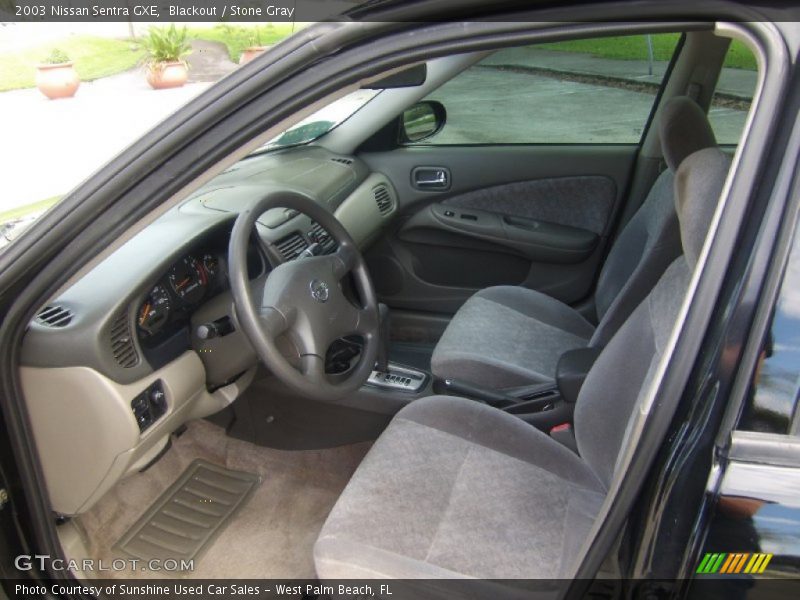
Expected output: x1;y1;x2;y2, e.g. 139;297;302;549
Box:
247;26;263;47
141;24;191;69
42;49;70;65
187;23;294;62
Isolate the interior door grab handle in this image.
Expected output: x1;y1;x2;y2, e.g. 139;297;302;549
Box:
412;166;451;191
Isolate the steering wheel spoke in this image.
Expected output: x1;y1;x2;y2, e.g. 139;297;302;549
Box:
258;306;291;338
332;243;358;279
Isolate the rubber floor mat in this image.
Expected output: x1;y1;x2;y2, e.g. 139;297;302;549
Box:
114;459;260;565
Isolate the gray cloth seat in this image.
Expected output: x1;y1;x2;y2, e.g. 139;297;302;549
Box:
431;97;717;388
315;147;732;583
315;395;606;580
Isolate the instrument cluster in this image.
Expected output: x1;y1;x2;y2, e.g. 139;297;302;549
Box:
137;252;223;343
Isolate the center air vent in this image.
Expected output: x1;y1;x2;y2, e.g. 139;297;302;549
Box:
275;232;308;261
309;222;337;254
110;312;139;369
373;184;395;216
35;305;73;327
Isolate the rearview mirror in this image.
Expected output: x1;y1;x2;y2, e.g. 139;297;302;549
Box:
399;101;446;144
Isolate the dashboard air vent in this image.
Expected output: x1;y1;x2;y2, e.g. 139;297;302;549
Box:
331;157;353;165
373;184;395;216
110;312;139;369
309;222;338;254
275;232;308;261
35;305;73;327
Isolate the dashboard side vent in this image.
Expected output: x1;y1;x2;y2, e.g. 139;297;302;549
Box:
110;312;139;369
331;157;353;165
275;232;308;261
35;305;73;327
373;184;395;216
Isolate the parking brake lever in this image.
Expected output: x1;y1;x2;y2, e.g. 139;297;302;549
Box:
437;378;518;409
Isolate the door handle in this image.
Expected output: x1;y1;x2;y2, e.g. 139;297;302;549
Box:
412;166;451;191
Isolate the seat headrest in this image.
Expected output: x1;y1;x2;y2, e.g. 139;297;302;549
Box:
659;96;717;172
674;147;731;268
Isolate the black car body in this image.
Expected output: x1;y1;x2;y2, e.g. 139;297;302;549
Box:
0;1;798;598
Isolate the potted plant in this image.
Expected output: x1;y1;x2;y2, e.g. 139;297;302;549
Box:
239;26;273;64
141;24;192;90
35;49;80;99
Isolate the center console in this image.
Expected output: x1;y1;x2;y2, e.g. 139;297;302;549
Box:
367;364;428;393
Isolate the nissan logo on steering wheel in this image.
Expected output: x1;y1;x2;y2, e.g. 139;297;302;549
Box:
310;279;330;303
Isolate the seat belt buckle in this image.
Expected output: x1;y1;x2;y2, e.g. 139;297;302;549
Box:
550;423;578;454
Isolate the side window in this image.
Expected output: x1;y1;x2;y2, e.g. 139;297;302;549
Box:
740;221;800;435
708;40;758;145
419;33;681;145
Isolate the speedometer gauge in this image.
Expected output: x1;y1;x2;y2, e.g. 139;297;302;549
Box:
138;285;171;337
168;255;207;304
202;253;219;278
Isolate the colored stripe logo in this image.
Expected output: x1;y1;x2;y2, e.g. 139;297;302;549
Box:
696;552;773;574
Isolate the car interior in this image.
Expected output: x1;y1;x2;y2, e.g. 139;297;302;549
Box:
15;25;759;582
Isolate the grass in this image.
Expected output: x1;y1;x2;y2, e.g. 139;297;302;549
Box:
0;36;143;92
539;34;757;71
188;23;297;62
0;24;298;92
0;196;61;225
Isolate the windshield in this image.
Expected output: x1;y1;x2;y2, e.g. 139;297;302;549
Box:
255;89;380;151
0;87;381;252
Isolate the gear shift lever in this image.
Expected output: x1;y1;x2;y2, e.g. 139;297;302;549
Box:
375;303;390;373
367;304;427;393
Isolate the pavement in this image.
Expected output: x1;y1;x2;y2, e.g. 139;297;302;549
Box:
429;49;752;145
482;47;757;100
0;43;756;216
0;40;236;212
186;39;239;81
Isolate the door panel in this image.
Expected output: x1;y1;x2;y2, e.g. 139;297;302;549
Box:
402;203;599;263
361;145;638;314
441;176;615;235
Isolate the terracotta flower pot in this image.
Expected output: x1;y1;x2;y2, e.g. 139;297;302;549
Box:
35;62;80;100
146;61;188;90
239;46;270;64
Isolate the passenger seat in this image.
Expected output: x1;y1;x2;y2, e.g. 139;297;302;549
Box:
430;97;718;388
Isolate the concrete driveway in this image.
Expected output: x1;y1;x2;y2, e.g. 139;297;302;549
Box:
0;39;238;212
0;73;213;209
429;67;749;145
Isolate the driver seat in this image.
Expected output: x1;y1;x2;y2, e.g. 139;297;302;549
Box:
314;147;731;581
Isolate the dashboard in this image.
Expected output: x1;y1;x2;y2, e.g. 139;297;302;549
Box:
21;146;396;384
18;144;399;516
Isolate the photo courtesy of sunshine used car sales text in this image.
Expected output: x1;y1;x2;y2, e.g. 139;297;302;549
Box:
14;583;391;597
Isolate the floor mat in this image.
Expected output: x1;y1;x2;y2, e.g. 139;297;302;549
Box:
114;460;259;566
77;420;370;579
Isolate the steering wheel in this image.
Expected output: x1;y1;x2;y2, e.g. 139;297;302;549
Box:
228;191;380;401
